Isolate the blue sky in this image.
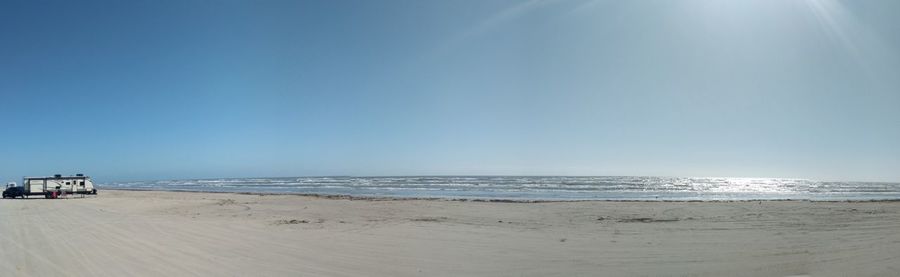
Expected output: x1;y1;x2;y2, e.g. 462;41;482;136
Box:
1;0;898;182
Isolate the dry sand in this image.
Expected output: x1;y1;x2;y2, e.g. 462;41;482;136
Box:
1;190;899;276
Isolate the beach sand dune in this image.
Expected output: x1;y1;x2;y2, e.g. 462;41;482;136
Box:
1;190;898;276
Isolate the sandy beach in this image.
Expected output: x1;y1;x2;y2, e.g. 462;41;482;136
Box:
0;190;898;276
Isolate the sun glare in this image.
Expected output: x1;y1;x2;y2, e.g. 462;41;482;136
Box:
804;0;858;55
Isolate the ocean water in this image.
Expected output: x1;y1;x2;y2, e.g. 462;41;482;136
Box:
101;176;900;201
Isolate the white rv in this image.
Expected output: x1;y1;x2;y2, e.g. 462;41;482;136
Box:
23;174;97;198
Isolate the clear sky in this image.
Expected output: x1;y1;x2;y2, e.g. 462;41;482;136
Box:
1;0;898;182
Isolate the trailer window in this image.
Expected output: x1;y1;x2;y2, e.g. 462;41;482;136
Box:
66;182;70;185
80;181;85;186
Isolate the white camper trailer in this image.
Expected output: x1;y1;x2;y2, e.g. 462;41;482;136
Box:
23;174;97;198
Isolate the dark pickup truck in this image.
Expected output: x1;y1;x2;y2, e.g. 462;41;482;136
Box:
3;183;25;199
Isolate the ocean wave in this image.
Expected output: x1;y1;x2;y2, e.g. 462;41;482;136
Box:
99;176;900;201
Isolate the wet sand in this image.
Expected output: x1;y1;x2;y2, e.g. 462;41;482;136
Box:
0;190;899;276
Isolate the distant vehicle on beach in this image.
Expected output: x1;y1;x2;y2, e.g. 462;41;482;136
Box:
15;174;98;199
2;182;25;199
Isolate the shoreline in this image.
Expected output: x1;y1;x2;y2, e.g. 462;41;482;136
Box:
101;187;900;203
